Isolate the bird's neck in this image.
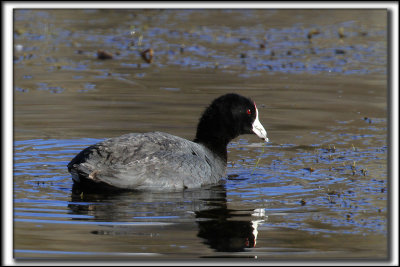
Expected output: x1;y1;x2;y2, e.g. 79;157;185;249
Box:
194;134;229;162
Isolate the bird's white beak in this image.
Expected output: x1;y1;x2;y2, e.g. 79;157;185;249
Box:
252;105;269;142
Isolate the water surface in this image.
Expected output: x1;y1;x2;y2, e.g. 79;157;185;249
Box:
12;9;388;261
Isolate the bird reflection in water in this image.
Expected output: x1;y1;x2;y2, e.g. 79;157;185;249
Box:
68;184;267;253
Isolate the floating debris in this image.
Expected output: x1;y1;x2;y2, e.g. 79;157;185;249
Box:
14;28;26;36
328;144;336;153
364;117;372;124
300;199;306;206
338;27;346;39
138;35;143;46
360;168;368;176
251;144;265;175
141;48;153;63
227;174;239;179
97;50;113;60
327;195;336;204
351;161;357;175
334;49;346;55
270;50;275;59
351;144;357;152
304;167;315;173
307;28;320;40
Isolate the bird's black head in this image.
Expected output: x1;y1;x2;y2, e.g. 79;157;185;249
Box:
194;93;268;160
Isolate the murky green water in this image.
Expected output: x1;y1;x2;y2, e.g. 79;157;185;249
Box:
12;9;388;261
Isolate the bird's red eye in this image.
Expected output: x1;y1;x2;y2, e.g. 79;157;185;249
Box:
246;109;251;115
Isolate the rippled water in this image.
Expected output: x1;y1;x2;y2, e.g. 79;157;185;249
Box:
11;9;388;261
13;123;388;259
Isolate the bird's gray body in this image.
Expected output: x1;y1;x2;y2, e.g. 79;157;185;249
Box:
68;131;226;191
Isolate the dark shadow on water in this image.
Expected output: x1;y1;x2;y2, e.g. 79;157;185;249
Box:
68;183;259;253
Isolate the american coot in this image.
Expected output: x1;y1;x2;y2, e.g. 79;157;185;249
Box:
68;93;268;191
